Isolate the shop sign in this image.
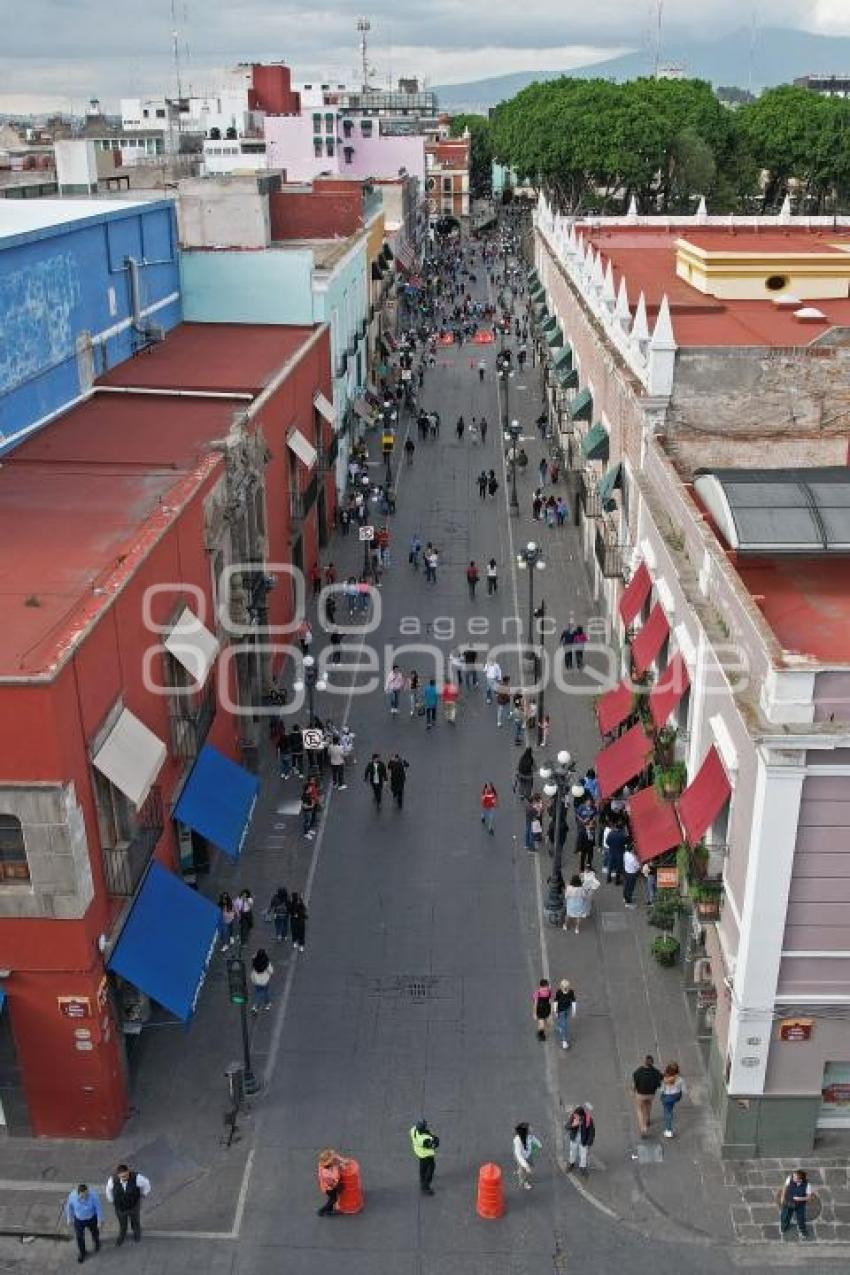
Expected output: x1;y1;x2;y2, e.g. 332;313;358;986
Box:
779;1018;813;1043
657;866;678;890
58;996;91;1020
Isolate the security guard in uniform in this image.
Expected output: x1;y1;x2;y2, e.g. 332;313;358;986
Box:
410;1119;440;1194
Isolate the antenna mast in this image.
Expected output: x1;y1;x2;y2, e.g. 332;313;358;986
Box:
653;0;664;77
170;0;184;151
357;17;371;93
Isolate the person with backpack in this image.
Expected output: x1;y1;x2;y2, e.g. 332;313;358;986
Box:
250;949;274;1013
565;1105;595;1175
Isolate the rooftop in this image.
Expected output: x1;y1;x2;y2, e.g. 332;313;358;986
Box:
0;197;167;247
579;224;850;348
732;555;850;664
269;235;364;269
0;322;318;680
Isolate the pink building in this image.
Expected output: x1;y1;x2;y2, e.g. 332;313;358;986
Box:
264;111;425;186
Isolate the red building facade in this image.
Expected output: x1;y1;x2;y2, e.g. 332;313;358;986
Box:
0;321;334;1137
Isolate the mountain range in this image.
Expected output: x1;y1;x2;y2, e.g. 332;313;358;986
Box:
434;26;850;112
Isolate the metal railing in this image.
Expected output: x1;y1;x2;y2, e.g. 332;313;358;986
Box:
169;678;217;759
579;472;603;518
594;521;627;578
102;787;164;896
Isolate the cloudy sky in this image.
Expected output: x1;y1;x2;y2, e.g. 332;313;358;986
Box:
3;0;850;115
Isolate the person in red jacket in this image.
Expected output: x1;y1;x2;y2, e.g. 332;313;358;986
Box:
442;679;459;724
480;782;498;835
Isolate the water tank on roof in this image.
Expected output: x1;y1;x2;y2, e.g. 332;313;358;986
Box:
226;126;238;140
37;154;52;170
209;127;221;140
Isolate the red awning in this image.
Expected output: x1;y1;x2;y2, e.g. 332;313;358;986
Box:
619;561;652;626
596;679;634;736
631;603;670;677
677;746;732;845
649;651;691;729
628;785;682;865
596;723;653;800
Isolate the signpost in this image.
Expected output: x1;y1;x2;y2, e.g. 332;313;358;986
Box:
302;727;325;751
360;524;374;575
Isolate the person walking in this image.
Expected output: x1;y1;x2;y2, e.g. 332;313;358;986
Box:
235;888;254;946
250;949;274;1013
513;1123;542;1190
289;892;308;951
633;1055;663;1137
105;1164;151;1247
623;844;641;908
268;886;290;943
480;416;488;445
466;560;480;599
290;724;305;778
276;725;293;780
218;892;236;952
316;1149;347;1217
423;677;439;729
455;415;465;441
565;1106;595;1175
410;1119;440;1195
442;677;460;724
554;979;576;1050
66;1183;103;1263
300;779;319;839
478;358;486;382
779;1169;814;1240
515;746;535;800
388;754;409;809
483;655;502;705
385;664;404;714
364;753;388;808
533;977;552;1041
480;782;498;834
660;1062;683;1138
487;471;499;498
408;668;420;717
495;676;511;727
477;470;488;499
564;874;592;935
486;557;498;594
328;735;347;790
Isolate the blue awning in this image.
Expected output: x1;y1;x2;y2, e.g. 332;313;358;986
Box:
107;862;218;1022
173;744;259;860
0;989;5;1012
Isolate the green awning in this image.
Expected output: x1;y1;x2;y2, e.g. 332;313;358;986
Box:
528;267;540;284
546;326;564;348
530;283;546;302
597;461;621;502
581;421;610;462
569;387;593;422
553;345;572;370
556;365;579;389
532;301;547;319
542;315;557;332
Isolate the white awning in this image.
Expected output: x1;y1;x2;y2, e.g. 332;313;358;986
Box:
287;427;317;470
313;391;336;426
92;708;167;809
164;606;220;686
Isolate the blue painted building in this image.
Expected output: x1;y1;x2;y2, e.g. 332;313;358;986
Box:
0;199;181;448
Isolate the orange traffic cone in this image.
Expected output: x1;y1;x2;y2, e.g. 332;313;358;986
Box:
337;1158;364;1214
476;1162;505;1219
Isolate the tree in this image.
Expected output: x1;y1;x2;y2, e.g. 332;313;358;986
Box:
449;114;493;194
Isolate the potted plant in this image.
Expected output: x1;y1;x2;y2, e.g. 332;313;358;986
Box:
654;760;687;799
651;934;680;966
648;890;682;932
690;880;722;920
654;725;678;769
689;841;710;882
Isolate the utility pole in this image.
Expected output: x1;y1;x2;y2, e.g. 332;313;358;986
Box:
357;17;371;92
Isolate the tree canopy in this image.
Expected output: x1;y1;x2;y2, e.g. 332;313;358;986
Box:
448;113;493;194
488;77;850;214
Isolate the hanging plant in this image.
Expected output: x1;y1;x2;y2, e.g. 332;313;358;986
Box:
654;725;677;768
653;760;687;799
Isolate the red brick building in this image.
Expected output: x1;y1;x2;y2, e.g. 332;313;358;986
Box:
425;137;470;222
0;321;334;1137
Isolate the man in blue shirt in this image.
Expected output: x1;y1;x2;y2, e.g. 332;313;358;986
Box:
65;1183;103;1262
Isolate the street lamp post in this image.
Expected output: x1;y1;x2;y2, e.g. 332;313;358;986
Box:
293;655;328;774
497;350;512;435
226;955;259;1095
534;597;546;743
539;750;573;925
516;540;545;671
505;417;521;515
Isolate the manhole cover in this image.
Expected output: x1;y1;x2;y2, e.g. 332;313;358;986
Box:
635;1142;663;1164
369;975;454;1000
601;912;628;932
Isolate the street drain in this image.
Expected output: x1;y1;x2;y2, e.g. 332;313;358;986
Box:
369;975;452;1000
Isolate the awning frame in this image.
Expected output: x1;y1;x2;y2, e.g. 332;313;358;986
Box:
313;390;336;426
287;427;318;470
92;706;167;810
164;606;220;688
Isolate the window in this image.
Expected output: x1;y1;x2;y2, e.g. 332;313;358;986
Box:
325;112;335;132
143;108;149;118
155;108;166;119
443;177;453;194
326;137;334;157
0;815;28;882
313;112;322;131
344;146;354;165
314;138;323;158
342;119;353;138
92;771;134;852
766;274;789;292
361;119;373;137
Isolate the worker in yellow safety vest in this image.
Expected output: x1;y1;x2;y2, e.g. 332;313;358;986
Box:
409;1119;440;1195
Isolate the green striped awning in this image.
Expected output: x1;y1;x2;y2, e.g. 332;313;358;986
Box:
581;421;610;462
569;387;593;422
597;461;622;502
528;268;540;285
530;283;546;302
553;345;572;370
546;326;564;348
533;301;548;321
556;365;579;389
542;314;557;332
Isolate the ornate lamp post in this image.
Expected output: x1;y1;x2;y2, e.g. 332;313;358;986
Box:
516;541;545;672
505;417;522;514
293;655;327;775
540;749;573;924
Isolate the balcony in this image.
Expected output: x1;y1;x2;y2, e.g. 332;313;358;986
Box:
594;519;627;579
579;471;603;518
169;678;217;760
102;787;164;896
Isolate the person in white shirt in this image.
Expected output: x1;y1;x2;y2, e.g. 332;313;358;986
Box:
105;1164;151;1246
327;736;347;790
512;1123;542;1190
483;657;502;706
623;846;641;908
385;665;404;714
